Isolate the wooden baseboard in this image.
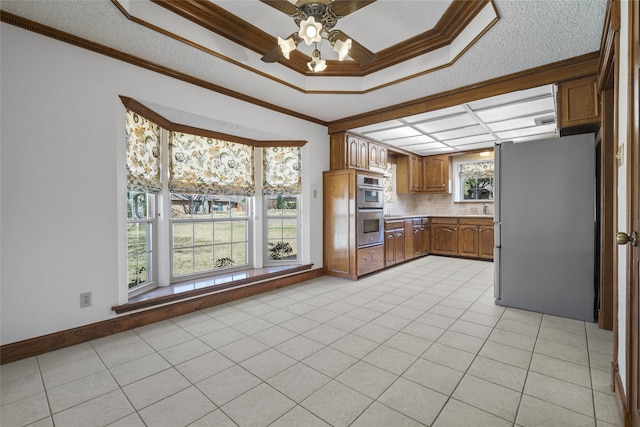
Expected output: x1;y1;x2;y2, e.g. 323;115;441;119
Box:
612;360;629;424
0;268;324;365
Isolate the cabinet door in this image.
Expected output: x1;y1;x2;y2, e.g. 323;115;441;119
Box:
409;155;423;192
458;225;478;257
423;156;449;193
378;146;387;169
358;139;369;169
412;224;423;257
385;230;396;267
395;230;406;263
404;219;415;260
478;226;494;259
357;245;384;276
369;143;379;169
422;225;430;255
347;136;360;169
431;225;458;255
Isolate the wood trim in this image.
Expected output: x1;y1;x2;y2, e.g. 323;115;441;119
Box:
150;0;495;77
0;11;326;126
327;51;600;133
614;361;629;416
112;264;313;314
0;268;324;365
598;0;620;91
119;96;307;147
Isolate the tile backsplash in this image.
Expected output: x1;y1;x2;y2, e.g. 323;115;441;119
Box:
383;163;494;217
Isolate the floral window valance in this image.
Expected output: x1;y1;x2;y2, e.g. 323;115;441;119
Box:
263;146;302;195
459;161;494;178
125;109;161;193
169;131;254;195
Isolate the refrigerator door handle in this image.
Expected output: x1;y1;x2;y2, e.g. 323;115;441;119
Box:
494;222;501;301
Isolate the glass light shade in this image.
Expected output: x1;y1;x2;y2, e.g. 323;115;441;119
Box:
278;37;297;59
307;59;327;72
298;16;322;45
333;38;352;61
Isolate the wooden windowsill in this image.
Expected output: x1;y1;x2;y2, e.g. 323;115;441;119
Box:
112;264;312;314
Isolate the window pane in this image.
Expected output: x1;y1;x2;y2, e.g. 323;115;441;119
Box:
194;222;213;246
214;244;233;267
173;248;193;276
267;218;284;240
128;253;148;289
173;223;193;248
212;196;231;218
214;221;231;244
477;178;493;199
463;178;477;200
171;194;194;219
281;218;297;239
231;196;248;217
232;221;247;242
128;192;148;219
232;243;247;265
194;246;214;273
192;195;213;218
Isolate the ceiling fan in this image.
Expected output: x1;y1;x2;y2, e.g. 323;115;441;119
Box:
260;0;377;71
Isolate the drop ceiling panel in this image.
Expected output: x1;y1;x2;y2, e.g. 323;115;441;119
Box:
474;97;555;123
496;123;557;140
415;146;457;155
432;125;489;141
392;135;437;146
413;114;479;134
486;113;556;132
453;141;496;150
467;85;554;110
442;134;496;146
365;127;422;141
402;105;468;124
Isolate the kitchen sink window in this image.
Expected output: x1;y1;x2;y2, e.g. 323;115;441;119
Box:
454;158;494;202
263;147;301;264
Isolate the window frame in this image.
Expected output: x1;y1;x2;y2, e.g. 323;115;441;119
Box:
264;194;300;265
453;158;495;203
127;192;158;297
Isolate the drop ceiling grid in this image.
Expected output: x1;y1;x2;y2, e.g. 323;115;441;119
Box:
350;84;557;155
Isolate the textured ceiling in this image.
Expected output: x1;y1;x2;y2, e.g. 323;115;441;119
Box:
1;0;607;153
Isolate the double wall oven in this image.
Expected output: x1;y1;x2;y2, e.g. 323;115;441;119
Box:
356;173;384;248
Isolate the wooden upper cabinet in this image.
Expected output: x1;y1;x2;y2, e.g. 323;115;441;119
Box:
423;155;449;193
557;76;600;136
396;154;423;193
330;132;387;171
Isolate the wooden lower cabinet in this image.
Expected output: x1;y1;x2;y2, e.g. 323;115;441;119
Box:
431;218;459;255
458;218;494;260
357;245;385;276
385;221;405;267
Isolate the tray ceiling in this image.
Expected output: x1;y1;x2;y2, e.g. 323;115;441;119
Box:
0;0;607;153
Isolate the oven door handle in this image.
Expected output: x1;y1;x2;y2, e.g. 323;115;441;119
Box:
358;184;384;191
358;208;384;213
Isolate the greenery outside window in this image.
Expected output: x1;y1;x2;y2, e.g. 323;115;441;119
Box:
265;195;299;262
459;161;494;201
171;194;250;278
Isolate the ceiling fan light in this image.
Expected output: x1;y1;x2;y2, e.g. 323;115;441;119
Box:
333;38;352;61
308;59;327;72
278;37;296;59
298;16;322;45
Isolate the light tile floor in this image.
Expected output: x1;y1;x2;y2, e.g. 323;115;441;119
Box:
0;256;621;427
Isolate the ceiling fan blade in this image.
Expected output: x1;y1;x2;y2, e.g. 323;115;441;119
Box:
330;0;376;17
259;0;299;16
330;31;376;65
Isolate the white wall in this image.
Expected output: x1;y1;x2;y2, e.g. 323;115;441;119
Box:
0;23;328;345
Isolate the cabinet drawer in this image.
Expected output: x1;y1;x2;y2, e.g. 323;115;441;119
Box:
430;217;458;225
459;217;493;226
385;220;405;230
357;245;385;276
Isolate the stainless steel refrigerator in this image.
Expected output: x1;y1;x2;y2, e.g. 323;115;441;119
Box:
494;133;596;322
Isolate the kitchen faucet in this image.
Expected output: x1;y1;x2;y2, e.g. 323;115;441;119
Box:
483;203;489;215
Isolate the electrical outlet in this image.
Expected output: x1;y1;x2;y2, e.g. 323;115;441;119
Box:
80;292;92;308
